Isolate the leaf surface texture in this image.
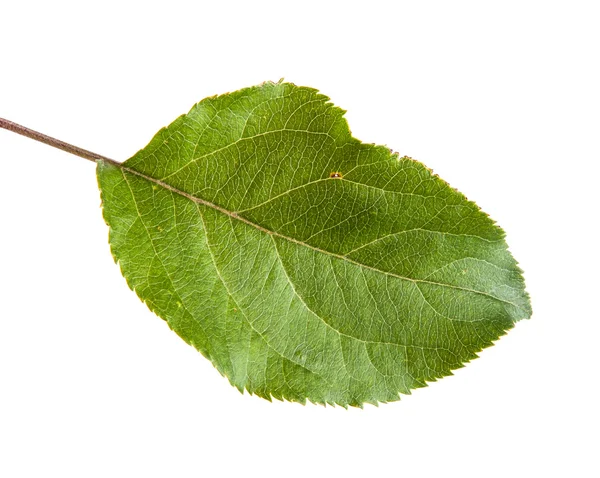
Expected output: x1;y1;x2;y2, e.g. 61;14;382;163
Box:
97;82;531;406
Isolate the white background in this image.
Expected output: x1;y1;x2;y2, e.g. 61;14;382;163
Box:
1;1;598;477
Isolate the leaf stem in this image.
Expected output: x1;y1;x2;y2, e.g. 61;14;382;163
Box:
0;117;120;166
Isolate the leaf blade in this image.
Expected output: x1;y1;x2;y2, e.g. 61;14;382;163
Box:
98;81;530;406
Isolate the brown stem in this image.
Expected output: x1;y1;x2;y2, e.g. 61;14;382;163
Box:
0;117;120;166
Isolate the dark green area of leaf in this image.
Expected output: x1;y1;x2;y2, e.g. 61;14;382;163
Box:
97;81;531;407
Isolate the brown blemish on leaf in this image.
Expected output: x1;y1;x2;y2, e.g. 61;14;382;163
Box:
329;171;343;179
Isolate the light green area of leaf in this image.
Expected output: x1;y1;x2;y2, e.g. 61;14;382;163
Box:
97;81;531;407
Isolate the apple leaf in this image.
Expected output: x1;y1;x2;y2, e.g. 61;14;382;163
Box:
97;81;531;406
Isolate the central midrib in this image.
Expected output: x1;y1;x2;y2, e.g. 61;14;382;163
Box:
113;160;522;311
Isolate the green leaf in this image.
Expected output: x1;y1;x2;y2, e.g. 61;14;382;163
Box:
97;81;531;407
